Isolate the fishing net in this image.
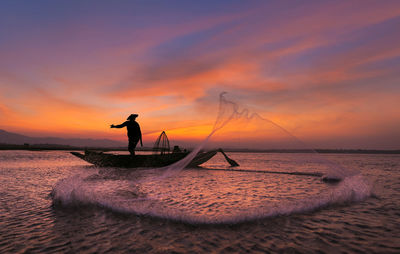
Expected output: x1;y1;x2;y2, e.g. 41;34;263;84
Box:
52;92;371;225
159;92;356;180
153;131;170;155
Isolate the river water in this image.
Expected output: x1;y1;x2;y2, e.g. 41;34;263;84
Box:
0;150;399;253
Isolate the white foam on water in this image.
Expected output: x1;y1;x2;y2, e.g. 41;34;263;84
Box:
51;172;372;224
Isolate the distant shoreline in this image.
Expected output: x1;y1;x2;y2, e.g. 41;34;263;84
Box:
224;148;400;154
0;143;136;152
0;143;399;154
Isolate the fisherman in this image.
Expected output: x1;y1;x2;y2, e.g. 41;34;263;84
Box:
110;114;143;155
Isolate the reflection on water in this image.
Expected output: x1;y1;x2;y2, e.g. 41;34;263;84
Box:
1;151;399;253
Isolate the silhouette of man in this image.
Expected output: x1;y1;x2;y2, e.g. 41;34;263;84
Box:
110;114;143;155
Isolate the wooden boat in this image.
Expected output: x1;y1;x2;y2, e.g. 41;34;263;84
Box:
71;130;239;168
70;150;219;168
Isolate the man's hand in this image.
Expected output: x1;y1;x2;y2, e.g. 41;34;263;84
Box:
110;124;115;128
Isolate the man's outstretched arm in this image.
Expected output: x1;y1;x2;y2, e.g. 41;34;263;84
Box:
110;122;127;128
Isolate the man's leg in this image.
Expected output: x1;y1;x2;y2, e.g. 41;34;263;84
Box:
128;139;139;155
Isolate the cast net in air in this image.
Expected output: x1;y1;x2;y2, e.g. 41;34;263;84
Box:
52;92;371;225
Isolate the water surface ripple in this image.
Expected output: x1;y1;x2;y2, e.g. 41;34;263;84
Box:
1;151;399;253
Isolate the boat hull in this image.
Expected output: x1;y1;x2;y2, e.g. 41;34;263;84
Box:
70;150;218;168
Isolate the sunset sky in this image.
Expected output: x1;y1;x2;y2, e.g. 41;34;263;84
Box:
1;1;399;149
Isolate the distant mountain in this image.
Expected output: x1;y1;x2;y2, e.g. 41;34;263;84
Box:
0;129;126;148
